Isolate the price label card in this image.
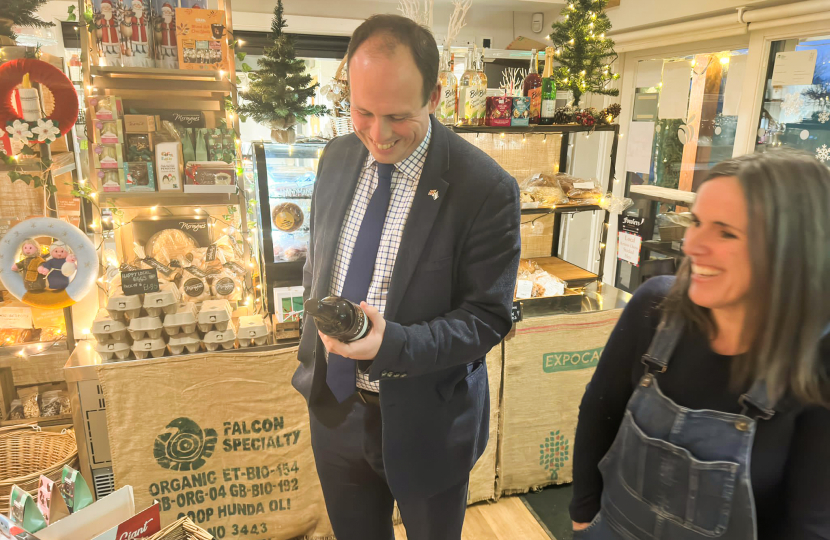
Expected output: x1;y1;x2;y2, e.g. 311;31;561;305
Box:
511;302;523;323
618;231;643;266
515;280;534;299
121;268;160;296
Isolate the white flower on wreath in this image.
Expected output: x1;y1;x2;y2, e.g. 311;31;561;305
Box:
5;119;33;143
30;119;60;143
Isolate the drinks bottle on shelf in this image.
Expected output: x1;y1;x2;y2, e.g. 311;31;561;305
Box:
437;48;458;125
457;47;478;126
540;47;558;125
523;49;543;125
304;296;372;342
472;47;488;126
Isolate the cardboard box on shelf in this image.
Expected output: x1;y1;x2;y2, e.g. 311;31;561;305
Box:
124;162;156;192
175;8;229;72
154;142;183;192
183;161;236;193
123;115;156;133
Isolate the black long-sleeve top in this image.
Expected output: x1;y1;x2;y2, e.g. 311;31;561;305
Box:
570;276;830;539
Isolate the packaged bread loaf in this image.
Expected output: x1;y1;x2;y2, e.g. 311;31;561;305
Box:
555;173;602;203
522;173;569;208
179;265;212;303
210;268;243;302
145;229;200;267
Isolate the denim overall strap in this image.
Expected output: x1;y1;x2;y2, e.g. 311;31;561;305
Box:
641;312;685;374
739;380;776;421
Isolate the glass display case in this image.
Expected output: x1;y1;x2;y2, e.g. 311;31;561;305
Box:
253;142;326;316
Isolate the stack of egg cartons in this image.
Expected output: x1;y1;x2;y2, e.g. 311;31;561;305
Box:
199;300;237;351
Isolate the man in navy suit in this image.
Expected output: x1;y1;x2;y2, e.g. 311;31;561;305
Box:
292;14;521;540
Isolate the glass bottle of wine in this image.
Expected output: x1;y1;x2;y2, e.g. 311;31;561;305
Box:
539;47;557;125
523;49;543;125
472;47;488;126
304;296;372;342
436;48;458;126
457;47;478;126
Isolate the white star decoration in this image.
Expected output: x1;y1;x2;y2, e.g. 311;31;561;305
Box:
781;93;805;118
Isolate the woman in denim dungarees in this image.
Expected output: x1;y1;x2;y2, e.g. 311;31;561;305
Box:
571;152;830;540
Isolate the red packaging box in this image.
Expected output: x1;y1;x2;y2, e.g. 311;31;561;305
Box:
486;97;513;127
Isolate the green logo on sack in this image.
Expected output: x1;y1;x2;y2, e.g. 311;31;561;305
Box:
542;347;603;373
154;417;218;471
539;430;570;481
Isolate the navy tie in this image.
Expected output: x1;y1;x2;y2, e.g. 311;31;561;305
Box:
326;162;395;402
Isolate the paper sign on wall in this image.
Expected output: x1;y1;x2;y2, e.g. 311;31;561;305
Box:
722;54;747;117
658;60;692;120
625;121;655;175
617;215;647;266
771;49;817;87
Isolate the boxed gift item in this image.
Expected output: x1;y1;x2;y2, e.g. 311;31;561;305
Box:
184;161;236;193
124;162;156;192
88;96;123;121
92;119;124;145
91;144;123;169
97;168;126;192
155;142;184;192
125;134;154;162
175;8;230;72
512;97;530;126
486;96;512;127
153;0;179;69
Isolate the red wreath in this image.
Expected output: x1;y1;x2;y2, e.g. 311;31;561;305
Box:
0;59;79;138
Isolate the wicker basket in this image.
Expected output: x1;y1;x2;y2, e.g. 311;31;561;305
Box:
148;517;213;540
0;424;79;515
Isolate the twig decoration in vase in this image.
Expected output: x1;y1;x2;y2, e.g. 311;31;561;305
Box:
445;0;473;51
397;0;433;28
500;67;527;97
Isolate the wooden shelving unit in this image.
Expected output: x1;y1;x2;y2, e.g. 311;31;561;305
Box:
98;191;241;208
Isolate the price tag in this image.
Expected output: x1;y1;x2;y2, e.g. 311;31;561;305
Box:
511;301;523;323
574;182;596;190
121;268;160;296
515;279;533;299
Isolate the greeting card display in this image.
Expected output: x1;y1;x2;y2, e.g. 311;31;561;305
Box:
153;0;179;68
175;9;229;72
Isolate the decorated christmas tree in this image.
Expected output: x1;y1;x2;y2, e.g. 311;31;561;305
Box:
548;0;619;107
0;0;54;43
237;0;328;142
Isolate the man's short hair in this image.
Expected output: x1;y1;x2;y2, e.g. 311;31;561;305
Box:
347;14;439;106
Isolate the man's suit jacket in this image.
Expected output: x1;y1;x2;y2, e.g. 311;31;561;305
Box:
293;116;521;502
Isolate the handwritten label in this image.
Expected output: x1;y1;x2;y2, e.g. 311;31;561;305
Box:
511;302;523;323
122;269;160;296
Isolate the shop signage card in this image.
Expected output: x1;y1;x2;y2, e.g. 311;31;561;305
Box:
771;49;817;87
96;348;334;539
175;9;229;72
0;307;34;329
617;215;646;266
121;268;161;296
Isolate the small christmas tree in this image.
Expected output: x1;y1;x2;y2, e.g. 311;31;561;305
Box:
0;0;54;43
548;0;619;107
237;0;327;142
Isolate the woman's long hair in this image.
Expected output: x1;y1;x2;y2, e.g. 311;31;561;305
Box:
664;151;830;407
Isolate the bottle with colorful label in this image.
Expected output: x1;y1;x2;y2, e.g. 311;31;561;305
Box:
523;49;543;124
457;47;478;126
436;48;458;125
472;48;489;125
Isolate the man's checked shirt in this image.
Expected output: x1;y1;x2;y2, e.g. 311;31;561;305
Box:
330;123;433;392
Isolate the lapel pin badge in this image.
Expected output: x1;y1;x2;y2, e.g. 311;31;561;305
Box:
428;189;439;200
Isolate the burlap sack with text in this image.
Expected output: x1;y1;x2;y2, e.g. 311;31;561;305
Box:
498;310;622;495
97;347;334;540
467;344;503;504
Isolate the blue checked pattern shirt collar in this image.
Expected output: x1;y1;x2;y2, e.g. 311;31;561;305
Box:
363;121;432;187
